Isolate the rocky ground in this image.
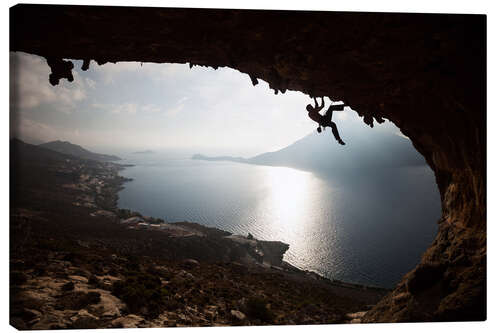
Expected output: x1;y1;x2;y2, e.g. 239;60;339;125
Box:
10;241;384;329
10;140;388;329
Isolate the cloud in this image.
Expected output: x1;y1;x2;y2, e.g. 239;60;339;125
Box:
10;52;87;112
91;102;165;115
164;97;188;118
110;103;138;115
141;104;162;113
92;60;190;85
9;53;341;152
11;116;60;143
165;104;184;118
396;131;409;140
85;78;96;89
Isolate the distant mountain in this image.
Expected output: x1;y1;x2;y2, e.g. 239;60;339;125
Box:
192;154;247;163
10;135;45;145
11;138;71;165
132;150;154;154
39;140;120;162
194;129;426;174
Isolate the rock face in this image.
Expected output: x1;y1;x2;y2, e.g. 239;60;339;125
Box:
10;5;486;321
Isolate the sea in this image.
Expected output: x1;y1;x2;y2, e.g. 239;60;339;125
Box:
117;152;441;288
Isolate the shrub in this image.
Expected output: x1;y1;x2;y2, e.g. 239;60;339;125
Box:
124;257;141;272
55;291;101;310
61;281;75;291
88;275;99;285
246;297;275;323
70;316;101;329
112;271;170;319
10;271;28;286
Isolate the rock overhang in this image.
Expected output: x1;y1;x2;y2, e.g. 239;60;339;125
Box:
10;4;486;322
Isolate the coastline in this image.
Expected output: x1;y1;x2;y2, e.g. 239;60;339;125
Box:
10;143;389;328
113;161;388;293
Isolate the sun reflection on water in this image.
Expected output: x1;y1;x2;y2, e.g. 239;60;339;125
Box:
251;166;341;273
119;156;441;287
262;166;313;227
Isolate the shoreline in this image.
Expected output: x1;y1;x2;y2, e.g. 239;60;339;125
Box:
111;161;389;293
10;142;389;328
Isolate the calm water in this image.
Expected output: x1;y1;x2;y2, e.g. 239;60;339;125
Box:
117;153;441;288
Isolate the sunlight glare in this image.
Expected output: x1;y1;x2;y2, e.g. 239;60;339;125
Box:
262;167;315;231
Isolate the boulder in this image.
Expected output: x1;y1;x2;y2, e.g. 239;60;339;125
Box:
182;259;200;269
88;289;126;318
68;275;89;284
230;310;246;321
110;314;145;328
31;313;71;330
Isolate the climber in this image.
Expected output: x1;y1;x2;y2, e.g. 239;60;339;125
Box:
322;103;346;145
306;97;346;145
306;97;325;131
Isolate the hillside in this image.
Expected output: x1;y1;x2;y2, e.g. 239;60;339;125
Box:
194;129;426;175
10;138;387;329
11;138;71;165
250;131;424;170
39;140;120;162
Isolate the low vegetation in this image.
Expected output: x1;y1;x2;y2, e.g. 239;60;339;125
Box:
55;291;101;310
245;297;275;323
112;270;171;318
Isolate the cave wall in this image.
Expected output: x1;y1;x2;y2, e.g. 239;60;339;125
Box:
10;4;486;321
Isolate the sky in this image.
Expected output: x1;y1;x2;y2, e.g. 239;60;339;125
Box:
10;51;403;157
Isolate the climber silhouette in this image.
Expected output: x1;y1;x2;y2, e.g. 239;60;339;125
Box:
306;97;346;145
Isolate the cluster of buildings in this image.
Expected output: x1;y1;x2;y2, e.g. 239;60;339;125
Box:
118;217;203;237
56;159;126;213
58;157;203;238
